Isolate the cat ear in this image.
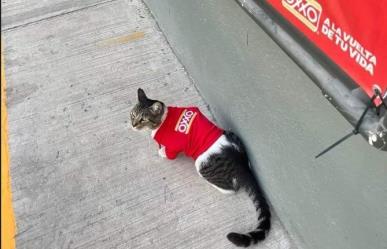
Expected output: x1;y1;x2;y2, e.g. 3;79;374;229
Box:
137;88;147;103
150;102;163;115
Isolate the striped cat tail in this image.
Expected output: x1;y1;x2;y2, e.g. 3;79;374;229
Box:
227;176;271;247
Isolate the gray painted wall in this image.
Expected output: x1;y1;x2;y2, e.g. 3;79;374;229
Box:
142;0;387;249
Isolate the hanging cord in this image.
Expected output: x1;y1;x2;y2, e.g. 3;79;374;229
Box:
315;93;379;159
375;89;387;115
377;90;387;109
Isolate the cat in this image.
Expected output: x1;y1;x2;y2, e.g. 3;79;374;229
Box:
130;88;271;247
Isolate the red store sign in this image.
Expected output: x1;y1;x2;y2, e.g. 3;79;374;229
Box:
266;0;387;105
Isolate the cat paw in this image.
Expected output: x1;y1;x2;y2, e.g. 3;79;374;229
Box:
158;147;167;158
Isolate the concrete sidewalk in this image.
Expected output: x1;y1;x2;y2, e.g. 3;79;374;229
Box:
2;0;294;248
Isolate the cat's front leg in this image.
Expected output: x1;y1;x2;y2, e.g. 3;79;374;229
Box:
158;146;167;158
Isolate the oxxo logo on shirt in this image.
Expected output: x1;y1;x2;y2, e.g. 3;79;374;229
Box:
282;0;322;32
175;109;197;134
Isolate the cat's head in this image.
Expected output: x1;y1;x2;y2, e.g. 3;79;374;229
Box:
130;88;165;130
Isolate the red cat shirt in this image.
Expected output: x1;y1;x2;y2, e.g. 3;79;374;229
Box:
153;106;223;160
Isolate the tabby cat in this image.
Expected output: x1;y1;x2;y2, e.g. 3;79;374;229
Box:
130;88;271;247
